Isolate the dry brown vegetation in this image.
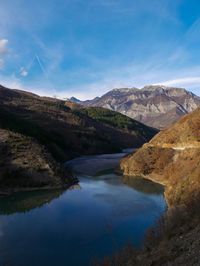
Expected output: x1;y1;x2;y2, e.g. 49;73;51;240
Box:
112;108;200;265
121;108;200;207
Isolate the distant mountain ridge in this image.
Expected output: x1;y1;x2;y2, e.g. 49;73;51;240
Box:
75;85;200;129
69;97;81;103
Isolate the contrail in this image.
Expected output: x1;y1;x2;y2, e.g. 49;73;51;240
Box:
35;54;55;94
35;54;48;77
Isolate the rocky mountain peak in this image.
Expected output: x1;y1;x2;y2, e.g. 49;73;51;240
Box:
141;85;188;95
81;85;200;129
142;84;167;91
69;97;81;103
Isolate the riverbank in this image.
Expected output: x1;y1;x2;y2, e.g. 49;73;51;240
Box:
0;178;78;197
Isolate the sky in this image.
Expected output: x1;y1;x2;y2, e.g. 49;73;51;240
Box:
0;0;200;99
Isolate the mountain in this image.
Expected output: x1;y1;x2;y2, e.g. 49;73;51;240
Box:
0;85;157;192
69;96;81;103
80;85;200;129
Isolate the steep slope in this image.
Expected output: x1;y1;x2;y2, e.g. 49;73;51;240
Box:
0;85;157;191
72;107;157;144
121;107;200;207
102;108;200;266
0;129;74;193
81;85;200;129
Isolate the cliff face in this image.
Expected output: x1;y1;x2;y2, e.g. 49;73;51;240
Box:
120;108;200;207
81;85;200;129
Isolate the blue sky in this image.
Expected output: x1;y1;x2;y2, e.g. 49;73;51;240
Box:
0;0;200;99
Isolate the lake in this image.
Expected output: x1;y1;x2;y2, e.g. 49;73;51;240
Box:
0;152;166;266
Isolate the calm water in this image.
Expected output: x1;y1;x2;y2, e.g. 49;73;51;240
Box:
0;153;166;266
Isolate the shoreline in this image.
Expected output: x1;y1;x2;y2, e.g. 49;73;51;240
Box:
0;178;79;197
0;151;129;197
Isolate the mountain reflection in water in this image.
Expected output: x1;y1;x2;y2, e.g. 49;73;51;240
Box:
0;185;81;215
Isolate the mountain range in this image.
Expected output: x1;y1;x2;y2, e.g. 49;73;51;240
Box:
73;85;200;129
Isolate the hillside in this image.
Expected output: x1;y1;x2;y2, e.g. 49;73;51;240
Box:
113;108;200;266
0;85;157;192
121;107;200;206
80;85;200;129
0;129;75;194
72;107;157;142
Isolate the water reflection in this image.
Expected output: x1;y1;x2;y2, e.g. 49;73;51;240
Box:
0;187;79;215
122;176;164;195
65;152;128;176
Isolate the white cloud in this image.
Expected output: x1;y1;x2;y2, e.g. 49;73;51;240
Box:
0;78;24;91
157;77;200;88
19;67;28;77
1;71;200;102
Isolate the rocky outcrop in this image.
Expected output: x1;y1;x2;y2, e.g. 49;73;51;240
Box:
81;85;200;129
120;107;200;207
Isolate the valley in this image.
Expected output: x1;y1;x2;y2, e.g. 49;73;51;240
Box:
1;2;200;265
0;85;199;266
0;85;157;193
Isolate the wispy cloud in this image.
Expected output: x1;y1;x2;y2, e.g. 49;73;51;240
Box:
157;77;200;88
19;67;28;77
0;1;200;99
